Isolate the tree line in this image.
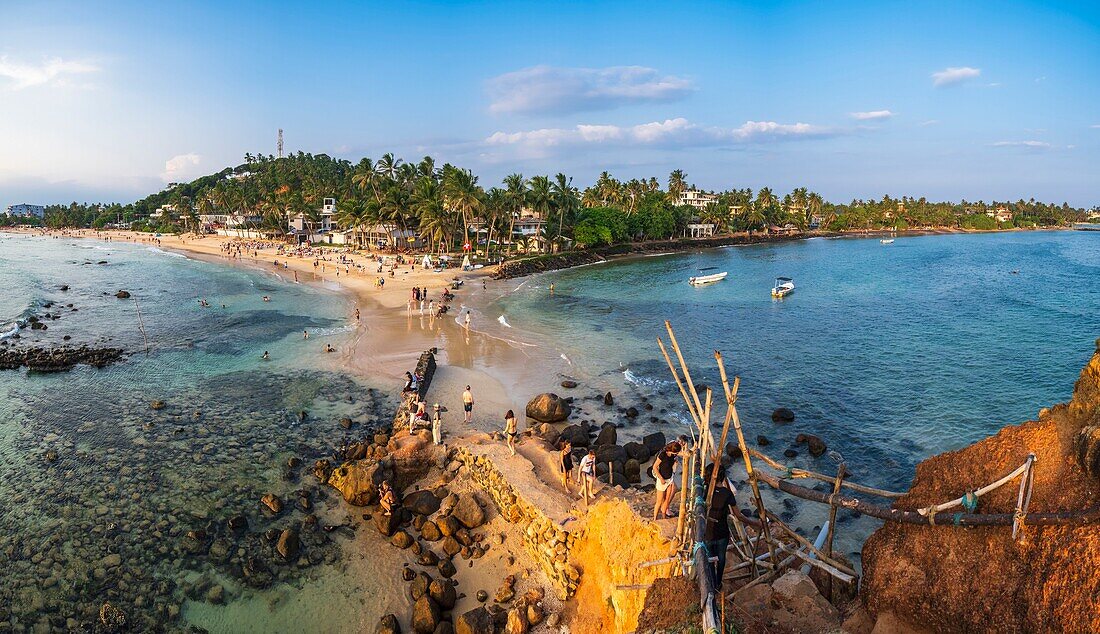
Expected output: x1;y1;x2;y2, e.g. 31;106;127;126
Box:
16;152;1095;251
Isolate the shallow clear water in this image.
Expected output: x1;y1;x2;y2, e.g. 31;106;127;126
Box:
0;233;401;632
490;231;1100;494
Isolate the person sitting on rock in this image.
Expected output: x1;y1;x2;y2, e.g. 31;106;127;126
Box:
379;482;397;516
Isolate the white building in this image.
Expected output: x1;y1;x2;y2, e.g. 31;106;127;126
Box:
986;206;1013;223
677;190;719;211
5;204;45;218
288;198;338;242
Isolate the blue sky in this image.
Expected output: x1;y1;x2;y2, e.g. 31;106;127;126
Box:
0;0;1097;210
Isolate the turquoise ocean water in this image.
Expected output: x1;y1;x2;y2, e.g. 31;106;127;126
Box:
488;231;1100;495
0;233;406;632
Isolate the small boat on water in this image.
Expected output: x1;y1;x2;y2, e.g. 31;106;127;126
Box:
771;277;795;298
689;271;728;286
880;238;895;244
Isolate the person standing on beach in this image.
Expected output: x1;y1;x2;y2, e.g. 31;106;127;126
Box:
503;410;518;455
578;450;596;506
652;441;683;520
303;330;309;340
559;441;574;493
464;310;471;330
462;386;474;423
432;404;443;446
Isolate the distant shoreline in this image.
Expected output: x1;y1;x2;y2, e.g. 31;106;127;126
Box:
494;225;1072;279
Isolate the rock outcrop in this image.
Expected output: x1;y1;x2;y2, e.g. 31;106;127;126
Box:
861;339;1100;633
525;393;572;424
325;459;391;506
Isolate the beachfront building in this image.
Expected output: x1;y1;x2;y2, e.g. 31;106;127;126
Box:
987;206;1013;223
677;189;719;211
5;203;45;218
287;198;338;242
685;223;715;238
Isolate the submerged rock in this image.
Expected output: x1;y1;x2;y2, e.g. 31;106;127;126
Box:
772;407;796;423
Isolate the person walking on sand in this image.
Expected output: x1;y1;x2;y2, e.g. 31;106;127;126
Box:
503;410;518;455
559;441;574;493
462;386;474;423
579;450;596;506
652;441;683;520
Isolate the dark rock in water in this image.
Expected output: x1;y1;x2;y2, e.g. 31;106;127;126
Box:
376;613;401;634
227;515;249;534
44;449;59;463
0;345;125;372
783;449;798;458
642;432;666;455
298;410;307;422
150;400;166;410
626;406;639;419
411;595;441;634
207;584;225;605
288;456;302;469
725;442;742;460
340;417;354;429
209;538;231;563
261;493;284;514
242;556;273;588
59;285;69;291
795;433;827;457
772;408;796;424
525;393;572;423
276;529;300;560
404;490;442;516
603;392;614;406
99;602;127;631
560;380;577;389
115;290;131;299
757;435;771;447
594;422;617;446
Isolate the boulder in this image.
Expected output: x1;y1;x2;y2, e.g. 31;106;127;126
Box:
261;494;284;514
451;493;486;529
455;607;493;634
411;596;441;634
1073;425;1100;479
375;614;401;634
276;529;300;561
560;380;578;389
772;407;796;423
374;510;403;536
595;444;627;464
594;423;617;446
558;424;590;448
757;435;771;447
795;433;827;457
429;579;457;610
603;392;614;406
642;432;666;455
784;449;798;458
436;515;460;537
624;441;650;462
420;520;442;542
115;290;131;299
525;393;572;423
504;608;528;634
405;490;442;516
392;531;414;549
327;460;387;506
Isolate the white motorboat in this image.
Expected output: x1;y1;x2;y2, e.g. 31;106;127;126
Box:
689;271;728;286
771;277;795;298
880;238;895;244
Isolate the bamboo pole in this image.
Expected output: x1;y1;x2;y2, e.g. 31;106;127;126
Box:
764;510;858;577
755;469;1100;526
772;542;855;584
748;449;903;498
665;321;707;429
824;463;846;602
917;455;1035;516
657;338;705;432
715;351;776;571
692;474;721;634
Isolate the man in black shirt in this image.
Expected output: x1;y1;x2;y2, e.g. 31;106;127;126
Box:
703;463;761;590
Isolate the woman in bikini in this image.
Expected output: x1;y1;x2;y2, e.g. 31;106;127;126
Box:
503;410;518;455
559;441;574;493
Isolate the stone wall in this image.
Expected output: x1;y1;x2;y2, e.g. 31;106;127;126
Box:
453;447;581;599
389;349;438;432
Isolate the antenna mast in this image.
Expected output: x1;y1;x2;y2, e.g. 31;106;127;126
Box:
277;129;284;158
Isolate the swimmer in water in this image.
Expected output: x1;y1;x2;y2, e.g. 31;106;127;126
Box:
262;351;269;360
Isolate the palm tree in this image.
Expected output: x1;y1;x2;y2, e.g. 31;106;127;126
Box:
442;168;484;253
668;169;687;204
375;153;402;181
527;176;552;251
503;173;527;254
551;173;578;245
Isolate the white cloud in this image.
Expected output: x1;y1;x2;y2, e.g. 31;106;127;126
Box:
160;153;203;182
487;65;694;115
921;120;941;126
931;66;981;87
850;110;895;121
484;117;834;158
1091;124;1100;129
991;140;1051;149
0;55;99;89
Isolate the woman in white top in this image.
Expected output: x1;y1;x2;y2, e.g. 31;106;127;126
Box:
578;450;597;507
